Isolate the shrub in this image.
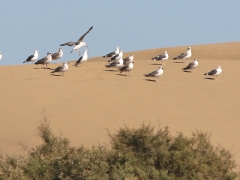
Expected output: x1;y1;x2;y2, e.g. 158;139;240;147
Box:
0;118;239;179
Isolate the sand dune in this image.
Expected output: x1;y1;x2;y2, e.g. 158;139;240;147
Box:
0;42;240;165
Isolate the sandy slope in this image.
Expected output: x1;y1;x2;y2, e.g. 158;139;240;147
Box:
1;42;240;165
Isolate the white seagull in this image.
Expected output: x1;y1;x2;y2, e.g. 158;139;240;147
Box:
152;51;168;65
108;50;123;62
51;62;69;76
0;52;2;60
182;59;198;73
51;48;63;64
34;52;52;69
144;66;164;83
119;62;134;76
204;66;222;79
75;49;89;66
60;26;93;55
103;46;120;58
23;50;39;64
105;58;123;71
123;54;134;65
173;47;192;62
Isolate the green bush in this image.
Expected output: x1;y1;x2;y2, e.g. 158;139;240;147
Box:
0;118;239;179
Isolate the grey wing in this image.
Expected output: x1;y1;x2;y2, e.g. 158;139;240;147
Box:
60;41;76;46
207;69;217;75
185;62;194;69
154;54;166;60
120;64;128;71
51;52;59;59
177;52;188;59
26;55;34;61
35;57;47;64
54;66;64;72
148;70;158;76
77;26;93;42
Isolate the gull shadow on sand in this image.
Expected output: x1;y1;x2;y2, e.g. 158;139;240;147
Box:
150;63;163;65
182;71;193;73
103;69;117;72
50;74;62;77
34;67;54;70
173;61;186;63
204;77;216;80
116;74;127;76
145;79;157;82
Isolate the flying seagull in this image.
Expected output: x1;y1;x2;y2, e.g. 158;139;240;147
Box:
152;51;168;65
108;50;123;62
123;54;134;65
119;62;134;76
103;46;120;58
60;26;93;55
173;47;192;62
204;66;222;79
23;50;39;64
34;52;52;69
75;49;89;66
51;48;63;64
182;59;198;73
105;58;123;71
51;62;69;76
144;66;164;83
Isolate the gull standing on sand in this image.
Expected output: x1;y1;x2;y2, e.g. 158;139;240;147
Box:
105;58;123;71
119;62;134;76
152;51;168;65
173;47;192;62
204;66;222;79
75;49;89;66
51;48;63;64
123;54;134;65
51;62;69;76
103;46;120;58
182;59;198;73
144;66;164;83
60;26;93;55
108;50;123;62
23;50;39;64
34;52;52;69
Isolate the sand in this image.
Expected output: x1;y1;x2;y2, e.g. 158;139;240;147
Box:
0;42;240;165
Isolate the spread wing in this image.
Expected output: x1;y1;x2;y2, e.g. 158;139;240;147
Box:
60;41;76;46
77;26;93;42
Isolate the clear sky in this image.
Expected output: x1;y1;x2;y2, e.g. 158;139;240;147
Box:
1;1;240;65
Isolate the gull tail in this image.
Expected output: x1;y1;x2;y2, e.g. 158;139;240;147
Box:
144;74;149;77
23;61;26;63
204;73;208;76
105;65;109;68
70;50;73;53
173;57;178;60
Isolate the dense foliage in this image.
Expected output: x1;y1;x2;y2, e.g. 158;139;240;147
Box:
0;118;239;179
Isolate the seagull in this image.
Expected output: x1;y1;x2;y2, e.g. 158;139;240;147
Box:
105;58;123;71
75;49;89;66
23;50;39;64
34;52;52;69
103;46;120;58
152;51;168;65
182;59;198;73
119;62;134;76
60;26;93;55
144;66;164;83
123;54;134;65
51;62;69;76
173;47;192;62
0;52;2;60
108;50;123;62
51;48;63;64
204;66;222;79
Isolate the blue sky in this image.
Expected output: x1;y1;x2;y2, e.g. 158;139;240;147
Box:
1;1;240;65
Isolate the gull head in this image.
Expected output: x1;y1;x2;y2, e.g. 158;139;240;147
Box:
217;66;222;69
